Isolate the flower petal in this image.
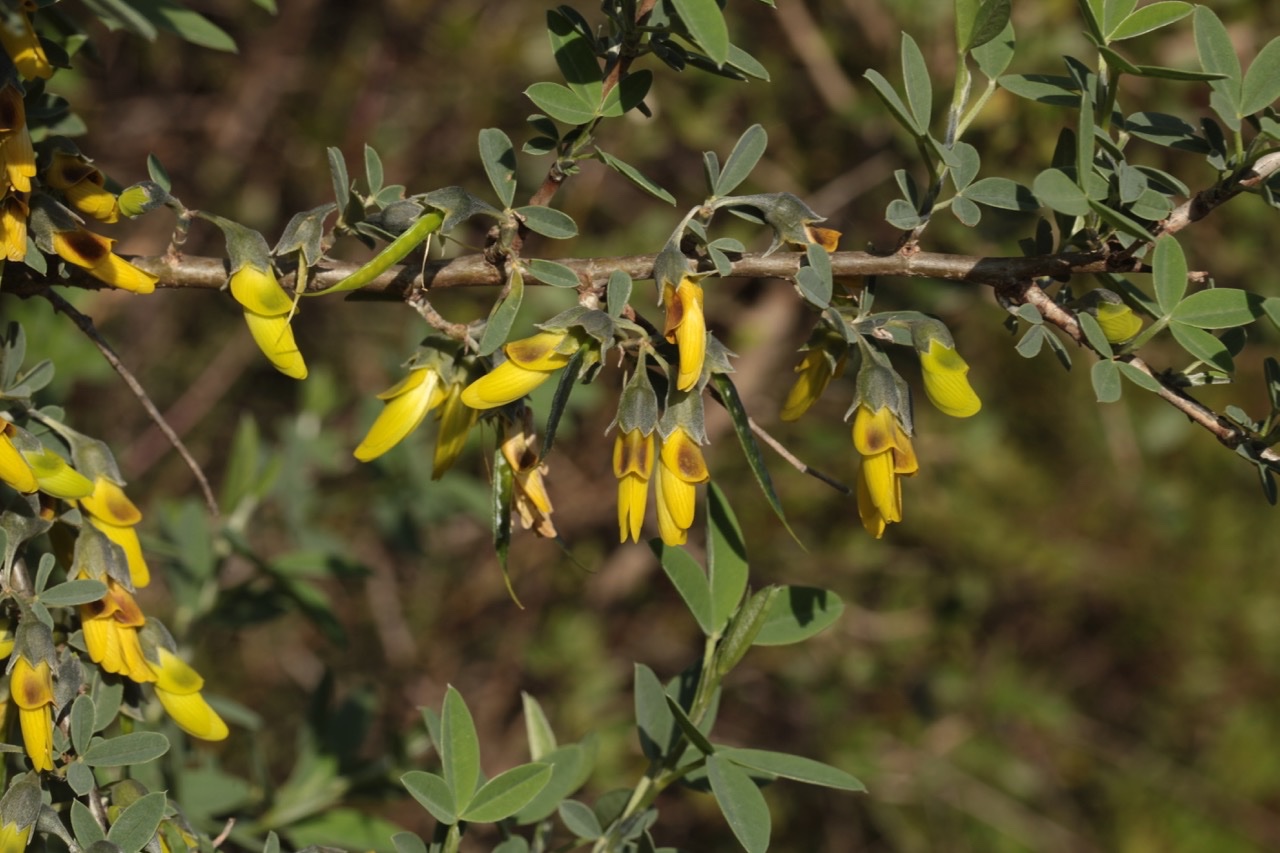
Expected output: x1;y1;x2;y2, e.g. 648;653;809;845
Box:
230;265;293;316
919;341;981;418
155;687;229;741
461;360;553;410
354;369;441;461
243;310;308;379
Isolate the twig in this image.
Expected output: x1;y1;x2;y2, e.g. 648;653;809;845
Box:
748;415;852;495
211;818;236;848
41;289;221;517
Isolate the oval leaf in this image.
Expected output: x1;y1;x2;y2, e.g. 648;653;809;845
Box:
707;754;771;853
441;686;481;811
753;586;845;646
1152;234;1188;314
672;0;730;67
478;128;517;209
718;747;866;792
402;771;457;825
558;800;603;840
459;763;551;823
1109;1;1192;41
1242;37;1280;116
962;177;1038;210
39;578;108;607
715;124;768;197
1172;288;1264;328
1090;360;1122;403
650;539;713;635
1170;321;1234;371
525;258;580;288
1032;168;1090;216
524;82;596;125
516;206;578;239
107;791;167;853
82;732;169;767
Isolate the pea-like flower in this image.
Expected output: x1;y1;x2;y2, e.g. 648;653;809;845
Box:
0;424;36;494
500;414;556;538
655;427;710;546
78;476;149;588
917;339;981;418
780;347;845;422
0;195;27;262
46;150;119;223
462;330;578;410
9;655;53;771
20;447;93;499
51;228;158;294
663;277;706;392
1095;301;1143;344
614;428;654;543
146;646;228;741
851;404;918;539
354;366;446;462
80;576;154;684
229;264;307;379
0;9;52;80
0;84;35;193
432;381;477;478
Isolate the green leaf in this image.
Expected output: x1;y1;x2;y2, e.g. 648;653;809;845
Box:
1102;0;1139;38
523;259;579;289
1088;198;1155;240
707;754;771;853
478;268;524;357
718;747;866;791
82;732;169;767
1108;1;1191;40
1242;37;1280;116
600;69;654;117
522;692;557;761
1016;325;1046;357
392;831;428;853
1032;168;1090;216
70;694;95;756
672;0;730;67
515;206;578;239
901;33;932;132
493;447;513;580
1077;0;1106;43
1195;6;1242;117
1077;311;1113;357
961;177;1038;210
607;269;632;318
1170;321;1233;371
72;799;104;844
864;69;921;135
711;373;797;542
39;578;107;607
1132;64;1228;82
107;792;167;853
635;664;675;761
460;763;551;823
525;82;596;125
707;483;748;633
715;124;768;197
951;196;982;226
540;348;585;461
327;146;350;214
663;693;715;756
559;800;603;839
403;771;457;825
753;586;845;646
885;198;926;229
1090;360;1122;403
727;43;770;81
478;129;517;209
364;144;383;195
442;686;481;812
1264;296;1280;331
964;0;1011;52
134;0;237;52
546;9;603;105
595;149;676;204
1116;360;1163;392
514;744;592;824
1171;287;1264;329
998;73;1079;104
795;242;833;309
972;19;1016;79
956;0;980;52
650;539;713;635
1151;235;1188;315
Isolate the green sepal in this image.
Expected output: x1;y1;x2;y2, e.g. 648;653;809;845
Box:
27;193;81;253
70;523;131;588
711;192;828;255
614;359;660;435
12;613;56;669
658;385;708;444
417;186;503;234
198;212;273;276
117;181;170;218
273;203;338;267
0;773;42;831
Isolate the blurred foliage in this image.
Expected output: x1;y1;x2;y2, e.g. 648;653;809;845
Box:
5;0;1280;851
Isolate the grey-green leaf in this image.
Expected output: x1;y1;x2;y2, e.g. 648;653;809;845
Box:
479;128;518;209
1077;311;1114;357
1152;235;1188;314
526;259;580;288
516;206;579;239
707;754;771;853
596;149;676;204
546;9;603;105
442;686;481;811
1090;360;1122;403
901;33;932;132
635;664;675;761
672;0;730;67
522;692;556;761
559;800;603;839
1108;1;1192;41
107;791;167;853
864;69;921;135
70;694;95;756
525;82;596;125
459;763;551;823
650;539;713;635
1171;288;1265;329
966;0;1012;52
962;177;1038;210
1195;6;1242;116
715;124;768;197
707;483;748;634
718;747;866;791
1032;168;1090;216
478;269;524;357
39;579;108;607
1170;321;1233;371
82;732;169;767
402;771;457;825
753;586;844;646
711;374;797;541
1241;37;1280;116
1117;361;1164;392
607;269;632;318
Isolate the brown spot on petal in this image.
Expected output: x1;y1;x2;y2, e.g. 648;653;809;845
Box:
0;86;22;131
58;229;111;265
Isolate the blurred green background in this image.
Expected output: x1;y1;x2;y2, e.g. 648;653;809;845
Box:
7;0;1280;850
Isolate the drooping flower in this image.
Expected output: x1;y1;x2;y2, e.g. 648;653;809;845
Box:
46;150;119;223
432;381;477;478
20;447;93;499
0;9;52;80
146;645;228;741
80;576;154;683
51;228;158;294
0;773;41;853
0;424;36;494
0;84;34;193
655;427;710;546
917;338;981;418
78;476;149;588
229;263;307;379
500;412;555;538
462;330;578;410
9;655;53;771
353;366;446;462
613;428;654;543
1095;301;1143;344
851;404;918;538
0;194;27;262
663;277;706;392
780;346;846;422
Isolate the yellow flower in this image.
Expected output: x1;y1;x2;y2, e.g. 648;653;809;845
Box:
0;10;52;80
0;84;34;193
432;382;477;478
462;331;577;410
500;414;556;538
613;428;654;543
655;427;709;546
0;621;13;660
229;264;292;315
353;366;446;462
917;339;981;418
80;577;154;683
79;476;149;587
0;817;30;853
804;224;841;253
20;448;93;499
780;348;844;422
9;656;53;771
1096;301;1143;343
0;425;36;494
662;277;706;392
0;194;27;262
852;404;918;538
229;265;307;379
46;150;119;223
146;647;228;741
51;229;158;294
